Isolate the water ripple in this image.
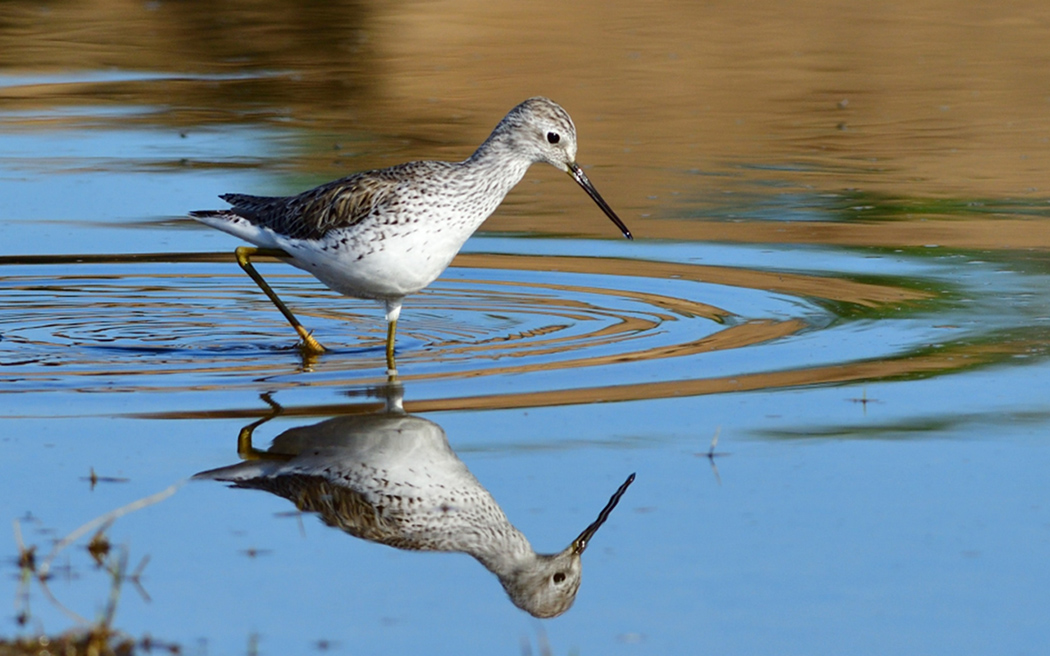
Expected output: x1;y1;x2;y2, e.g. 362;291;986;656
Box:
0;250;981;410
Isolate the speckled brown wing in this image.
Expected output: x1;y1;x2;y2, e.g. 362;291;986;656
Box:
231;473;427;550
220;169;404;241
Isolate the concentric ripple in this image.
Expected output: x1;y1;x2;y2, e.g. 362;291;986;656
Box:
0;251;937;401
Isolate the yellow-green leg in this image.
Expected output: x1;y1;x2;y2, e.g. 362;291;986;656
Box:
385;318;398;376
235;246;326;355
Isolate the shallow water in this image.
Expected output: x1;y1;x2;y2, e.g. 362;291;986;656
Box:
2;1;1050;654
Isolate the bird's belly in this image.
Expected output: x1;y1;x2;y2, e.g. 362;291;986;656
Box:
280;228;462;300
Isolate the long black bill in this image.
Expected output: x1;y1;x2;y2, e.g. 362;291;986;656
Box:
570;164;633;240
571;473;636;555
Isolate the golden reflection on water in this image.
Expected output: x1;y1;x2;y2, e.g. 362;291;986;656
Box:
0;248;999;415
456;254;932;307
0;251;938;399
130;335;1022;421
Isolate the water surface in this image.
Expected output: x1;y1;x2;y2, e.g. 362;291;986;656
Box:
2;1;1050;654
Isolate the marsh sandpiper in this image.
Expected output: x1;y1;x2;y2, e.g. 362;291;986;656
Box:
190;97;632;373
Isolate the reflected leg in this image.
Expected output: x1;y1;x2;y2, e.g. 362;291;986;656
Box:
237;393;284;460
235;246;326;354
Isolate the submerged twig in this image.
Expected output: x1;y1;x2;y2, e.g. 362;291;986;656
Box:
128;554;152;603
12;480;183;636
81;467;131;490
87;521;114;567
701;427;730;486
13;520;35;626
39;481;183;579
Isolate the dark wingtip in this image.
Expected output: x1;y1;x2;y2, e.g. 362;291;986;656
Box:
189;193;236;218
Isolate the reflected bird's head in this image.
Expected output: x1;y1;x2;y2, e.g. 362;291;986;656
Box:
499;473;635;618
502;549;584;618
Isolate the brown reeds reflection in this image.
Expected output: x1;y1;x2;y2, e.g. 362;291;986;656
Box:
194;383;634;618
0;1;378;124
6;0;1050;201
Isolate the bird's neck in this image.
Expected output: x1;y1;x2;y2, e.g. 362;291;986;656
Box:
463;133;535;196
465;523;537;577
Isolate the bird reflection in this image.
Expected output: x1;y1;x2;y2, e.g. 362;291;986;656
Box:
194;383;634;618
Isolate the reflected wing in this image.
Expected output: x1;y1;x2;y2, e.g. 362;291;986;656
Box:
228;473;434;550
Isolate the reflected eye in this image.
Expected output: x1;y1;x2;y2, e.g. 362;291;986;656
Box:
553;572;566;584
547;131;560;144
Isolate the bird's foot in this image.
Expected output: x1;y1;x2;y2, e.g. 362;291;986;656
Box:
295;326;326;355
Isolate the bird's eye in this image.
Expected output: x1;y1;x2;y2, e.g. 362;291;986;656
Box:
547;131;560;144
553;572;566;583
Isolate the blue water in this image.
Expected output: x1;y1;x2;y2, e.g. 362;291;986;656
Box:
3;8;1050;655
